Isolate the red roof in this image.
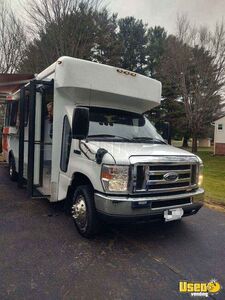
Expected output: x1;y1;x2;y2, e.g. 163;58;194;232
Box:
0;74;34;95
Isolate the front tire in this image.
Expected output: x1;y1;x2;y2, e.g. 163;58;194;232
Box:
9;157;17;181
71;185;100;238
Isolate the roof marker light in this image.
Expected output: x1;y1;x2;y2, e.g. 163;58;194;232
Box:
116;69;137;77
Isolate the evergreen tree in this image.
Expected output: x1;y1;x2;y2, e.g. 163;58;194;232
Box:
91;11;122;66
118;17;147;74
146;26;167;78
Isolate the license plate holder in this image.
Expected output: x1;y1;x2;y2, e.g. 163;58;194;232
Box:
164;208;184;222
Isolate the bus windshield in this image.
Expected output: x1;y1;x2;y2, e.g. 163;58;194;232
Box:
87;107;164;143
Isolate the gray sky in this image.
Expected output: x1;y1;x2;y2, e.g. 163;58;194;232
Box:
108;0;225;33
11;0;225;33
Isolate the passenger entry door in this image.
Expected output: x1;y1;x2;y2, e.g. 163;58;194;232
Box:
34;89;53;197
26;80;53;197
31;89;51;197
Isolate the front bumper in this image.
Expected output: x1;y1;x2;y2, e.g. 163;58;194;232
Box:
94;188;204;219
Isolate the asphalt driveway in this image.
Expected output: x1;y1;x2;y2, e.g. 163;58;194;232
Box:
0;164;224;300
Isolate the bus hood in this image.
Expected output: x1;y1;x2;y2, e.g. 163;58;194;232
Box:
85;141;197;164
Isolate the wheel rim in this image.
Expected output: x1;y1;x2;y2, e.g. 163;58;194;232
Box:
72;194;87;231
9;165;13;176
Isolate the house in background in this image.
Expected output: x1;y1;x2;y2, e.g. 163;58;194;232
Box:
214;115;225;155
198;138;211;148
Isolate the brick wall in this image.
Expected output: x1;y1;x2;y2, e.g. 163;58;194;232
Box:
215;143;225;155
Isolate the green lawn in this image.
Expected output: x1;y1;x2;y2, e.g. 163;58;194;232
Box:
197;150;225;205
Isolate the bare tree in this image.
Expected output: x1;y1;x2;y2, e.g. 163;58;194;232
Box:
0;1;26;73
3;0;109;73
19;0;121;72
159;15;225;152
25;0;104;58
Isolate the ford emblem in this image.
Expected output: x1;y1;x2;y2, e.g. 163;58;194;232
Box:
163;172;178;182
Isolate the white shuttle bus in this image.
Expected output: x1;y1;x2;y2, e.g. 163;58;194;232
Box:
3;57;204;237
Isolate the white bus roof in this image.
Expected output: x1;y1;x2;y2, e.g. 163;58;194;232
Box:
37;56;162;113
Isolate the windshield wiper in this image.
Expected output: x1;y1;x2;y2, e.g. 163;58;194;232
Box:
130;137;166;144
87;135;166;144
87;134;131;141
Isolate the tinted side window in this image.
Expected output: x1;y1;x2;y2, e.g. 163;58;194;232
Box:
60;116;72;172
4;103;10;126
10;101;18;126
24;95;29;127
4;101;18;127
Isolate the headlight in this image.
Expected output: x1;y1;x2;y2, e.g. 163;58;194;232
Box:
101;165;129;192
198;164;204;186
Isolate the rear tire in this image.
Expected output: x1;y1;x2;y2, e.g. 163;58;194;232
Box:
71;185;100;238
9;157;17;181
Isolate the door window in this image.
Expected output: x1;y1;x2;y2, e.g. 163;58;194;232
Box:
5;101;18;126
60;116;72;172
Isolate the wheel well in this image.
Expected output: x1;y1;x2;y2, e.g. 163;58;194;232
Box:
65;172;94;213
70;172;94;190
67;172;94;199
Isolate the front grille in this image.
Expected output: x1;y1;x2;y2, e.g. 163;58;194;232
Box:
134;162;198;194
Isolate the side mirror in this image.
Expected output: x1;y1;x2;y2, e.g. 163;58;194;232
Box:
162;122;171;144
72;107;89;140
155;121;171;144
